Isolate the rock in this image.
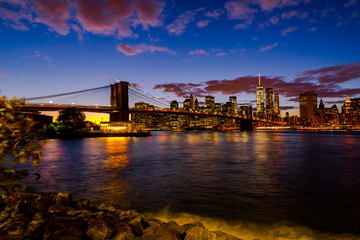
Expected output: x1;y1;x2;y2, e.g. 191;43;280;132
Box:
0;211;11;222
43;215;85;240
212;231;243;240
142;225;181;240
166;221;186;237
48;204;70;213
98;203;116;212
143;216;163;228
128;216;148;236
182;222;205;232
24;219;45;238
0;216;28;239
86;218;114;240
55;191;73;207
34;192;56;211
76;199;94;209
184;226;217;240
113;225;139;240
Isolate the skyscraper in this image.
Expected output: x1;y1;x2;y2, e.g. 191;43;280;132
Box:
265;88;274;117
229;96;237;115
299;91;317;124
170;100;178;110
274;93;280;117
256;74;264;117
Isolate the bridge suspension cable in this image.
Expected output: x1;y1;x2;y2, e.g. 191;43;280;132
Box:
129;88;169;108
25;85;110;101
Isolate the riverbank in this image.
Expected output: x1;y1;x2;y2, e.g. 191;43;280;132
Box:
0;190;240;240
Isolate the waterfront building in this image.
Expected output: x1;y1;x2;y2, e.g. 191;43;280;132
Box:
239;106;252;119
170;100;178;110
341;97;360;125
317;99;339;127
183;99;191;111
135;101;149;109
195;98;199;111
214;103;222;114
265;88;274;119
205;96;215;113
274;93;280;117
190;94;195;111
256;74;264;118
229;96;237;115
299;91;317;125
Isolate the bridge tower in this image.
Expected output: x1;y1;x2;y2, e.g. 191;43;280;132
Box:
110;81;129;122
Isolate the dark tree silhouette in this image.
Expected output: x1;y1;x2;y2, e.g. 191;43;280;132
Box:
57;108;86;134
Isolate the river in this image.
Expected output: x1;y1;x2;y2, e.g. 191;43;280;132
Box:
28;131;360;239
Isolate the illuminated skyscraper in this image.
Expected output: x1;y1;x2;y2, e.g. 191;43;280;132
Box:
265;88;274;117
256;74;264;117
170;100;178;110
274;93;280;116
229;96;237;115
299;91;317;124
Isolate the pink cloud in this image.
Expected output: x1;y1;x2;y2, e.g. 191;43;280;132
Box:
154;62;360;101
269;15;280;24
117;43;175;56
0;0;165;38
165;10;196;35
216;52;227;56
281;10;300;19
225;1;257;24
307;27;317;31
344;0;357;7
281;26;298;35
234;23;247;29
204;9;224;19
260;42;278;52
197;20;210;28
32;0;72;35
189;49;209;56
0;70;10;77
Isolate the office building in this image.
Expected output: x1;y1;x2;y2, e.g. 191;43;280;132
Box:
299;91;317;125
256;74;264;117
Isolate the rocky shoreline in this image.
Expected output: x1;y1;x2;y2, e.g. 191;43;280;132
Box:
0;191;240;240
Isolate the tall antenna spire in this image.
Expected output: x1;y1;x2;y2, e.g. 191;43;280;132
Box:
258;73;261;85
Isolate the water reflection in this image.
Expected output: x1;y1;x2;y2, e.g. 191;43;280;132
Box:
32;131;360;236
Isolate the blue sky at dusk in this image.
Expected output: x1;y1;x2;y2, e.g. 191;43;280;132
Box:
1;0;360;116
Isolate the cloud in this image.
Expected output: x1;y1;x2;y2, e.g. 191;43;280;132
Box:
281;26;298;35
260;42;278;52
0;70;10;77
224;1;257;24
21;50;55;66
321;8;336;17
188;49;209;56
281;10;300;19
268;15;280;25
204;9;224;19
307;27;317;31
0;0;165;38
32;0;72;35
165;10;196;35
153;83;207;98
197;20;210;28
153;62;360;101
344;0;357;7
256;0;311;12
216;52;227;56
234;23;247;29
117;43;175;56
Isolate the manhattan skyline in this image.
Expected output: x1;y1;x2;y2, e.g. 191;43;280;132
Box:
1;0;360;118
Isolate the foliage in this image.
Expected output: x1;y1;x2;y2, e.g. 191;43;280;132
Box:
0;96;42;166
57;107;86;134
0;96;43;209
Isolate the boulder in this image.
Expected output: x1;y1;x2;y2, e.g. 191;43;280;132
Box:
128;216;148;236
42;215;86;240
98;203;116;212
86;218;114;240
55;191;73;207
142;225;182;240
184;226;217;240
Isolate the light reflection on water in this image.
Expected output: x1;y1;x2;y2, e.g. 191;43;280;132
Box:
30;131;360;238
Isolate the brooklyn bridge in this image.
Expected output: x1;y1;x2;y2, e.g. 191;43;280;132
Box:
21;81;283;131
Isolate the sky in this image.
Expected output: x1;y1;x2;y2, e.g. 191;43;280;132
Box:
1;0;360;120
